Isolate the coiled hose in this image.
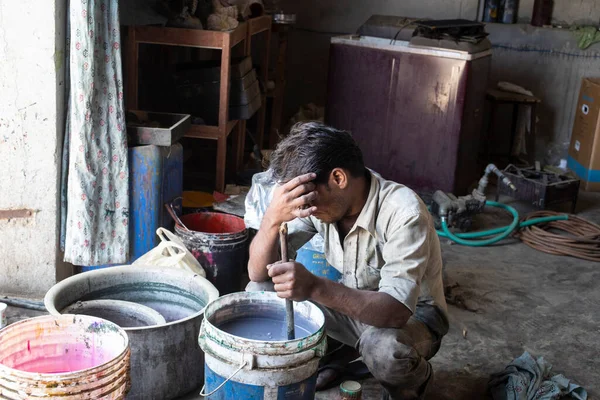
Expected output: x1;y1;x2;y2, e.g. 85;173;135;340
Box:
517;211;600;262
438;203;600;261
437;201;569;247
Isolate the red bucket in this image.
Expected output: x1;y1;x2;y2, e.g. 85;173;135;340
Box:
176;212;248;295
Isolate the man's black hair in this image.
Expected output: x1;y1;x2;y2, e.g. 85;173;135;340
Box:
270;122;365;184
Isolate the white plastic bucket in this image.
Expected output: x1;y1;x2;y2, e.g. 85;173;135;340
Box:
199;292;327;399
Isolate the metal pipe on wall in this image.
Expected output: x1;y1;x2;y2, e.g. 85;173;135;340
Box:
531;0;553;26
477;0;487;22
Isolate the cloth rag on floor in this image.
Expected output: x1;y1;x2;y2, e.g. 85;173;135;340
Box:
61;0;129;266
488;352;587;400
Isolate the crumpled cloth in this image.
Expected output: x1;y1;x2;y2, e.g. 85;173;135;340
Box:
488;352;587;400
572;26;600;50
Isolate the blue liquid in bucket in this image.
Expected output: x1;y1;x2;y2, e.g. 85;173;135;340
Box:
218;315;319;341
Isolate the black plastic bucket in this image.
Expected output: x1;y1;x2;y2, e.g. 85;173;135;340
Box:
175;212;248;295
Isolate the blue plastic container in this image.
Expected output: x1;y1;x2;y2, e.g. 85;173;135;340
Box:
129;143;183;262
483;0;500;22
500;0;518;23
81;144;183;271
295;242;342;283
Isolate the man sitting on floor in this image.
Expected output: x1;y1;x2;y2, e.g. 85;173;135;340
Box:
247;122;449;400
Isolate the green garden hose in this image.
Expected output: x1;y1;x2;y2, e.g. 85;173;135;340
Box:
436;201;569;247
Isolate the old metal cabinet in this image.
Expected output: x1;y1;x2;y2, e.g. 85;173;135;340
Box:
326;36;491;195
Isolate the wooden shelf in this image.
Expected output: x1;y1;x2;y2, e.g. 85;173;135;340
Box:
126;17;272;192
134;16;271;50
248;16;272;36
184;120;238;140
134;24;247;49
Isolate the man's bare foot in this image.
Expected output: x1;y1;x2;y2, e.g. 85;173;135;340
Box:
316;368;341;390
316;344;361;391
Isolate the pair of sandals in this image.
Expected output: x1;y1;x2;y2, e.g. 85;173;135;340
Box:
316;342;373;391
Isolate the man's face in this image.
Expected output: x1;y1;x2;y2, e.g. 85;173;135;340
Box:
310;182;348;224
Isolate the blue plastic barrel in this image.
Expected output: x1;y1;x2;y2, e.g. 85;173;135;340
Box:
79;264;116;273
81;144;183;271
295;242;342;283
129;143;183;262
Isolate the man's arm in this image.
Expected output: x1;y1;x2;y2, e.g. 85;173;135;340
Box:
248;173;319;282
268;210;432;329
269;262;411;328
248;214;282;282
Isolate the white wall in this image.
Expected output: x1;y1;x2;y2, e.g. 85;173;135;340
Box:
0;0;70;297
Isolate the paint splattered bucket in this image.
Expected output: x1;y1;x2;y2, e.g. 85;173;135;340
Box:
176;212;248;295
44;266;219;400
199;292;327;399
0;303;6;329
0;314;130;399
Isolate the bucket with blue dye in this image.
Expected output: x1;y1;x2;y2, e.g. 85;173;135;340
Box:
199;292;327;399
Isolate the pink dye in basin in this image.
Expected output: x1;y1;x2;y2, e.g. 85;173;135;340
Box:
0;314;130;399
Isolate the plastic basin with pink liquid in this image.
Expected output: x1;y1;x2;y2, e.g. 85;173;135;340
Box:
0;314;130;399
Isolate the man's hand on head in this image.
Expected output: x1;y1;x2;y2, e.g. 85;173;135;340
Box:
264;173;319;226
267;261;321;302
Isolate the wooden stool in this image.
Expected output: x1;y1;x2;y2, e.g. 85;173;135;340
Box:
484;89;541;164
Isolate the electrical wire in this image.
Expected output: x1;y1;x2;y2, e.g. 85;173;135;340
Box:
390;19;425;44
517;211;600;262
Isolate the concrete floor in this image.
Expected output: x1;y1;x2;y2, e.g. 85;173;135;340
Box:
424;192;600;399
3;192;599;399
315;192;600;399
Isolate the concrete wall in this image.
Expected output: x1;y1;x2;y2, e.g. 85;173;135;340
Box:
0;0;70;297
517;0;600;25
278;0;600;157
486;23;600;157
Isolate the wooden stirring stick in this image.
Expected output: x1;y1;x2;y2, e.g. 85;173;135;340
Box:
279;223;295;340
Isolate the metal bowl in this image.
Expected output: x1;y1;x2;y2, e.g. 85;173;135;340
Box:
273;13;296;25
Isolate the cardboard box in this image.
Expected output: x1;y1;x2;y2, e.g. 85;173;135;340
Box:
568;78;600;191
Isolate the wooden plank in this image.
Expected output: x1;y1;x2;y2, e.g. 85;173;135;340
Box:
248;16;272;36
0;209;34;219
487;89;541;103
184;128;219;140
230;23;248;48
134;26;224;49
219;38;232;131
269;28;289;149
125;27;139;110
233;120;246;173
216;34;233;192
255;22;271;149
184;121;237;139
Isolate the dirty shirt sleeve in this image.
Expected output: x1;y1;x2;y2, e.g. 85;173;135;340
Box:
286;217;318;259
378;211;431;314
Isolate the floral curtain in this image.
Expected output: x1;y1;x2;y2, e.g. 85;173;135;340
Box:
61;0;129;266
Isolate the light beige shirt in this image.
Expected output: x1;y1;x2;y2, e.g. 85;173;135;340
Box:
289;170;448;317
